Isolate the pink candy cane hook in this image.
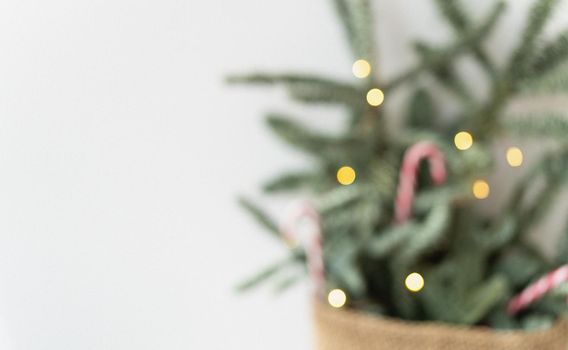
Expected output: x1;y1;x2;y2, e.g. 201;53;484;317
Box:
394;142;447;223
280;200;325;297
507;264;568;315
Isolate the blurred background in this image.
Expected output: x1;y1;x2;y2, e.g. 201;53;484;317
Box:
0;0;567;349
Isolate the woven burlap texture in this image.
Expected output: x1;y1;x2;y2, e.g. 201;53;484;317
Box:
314;302;568;350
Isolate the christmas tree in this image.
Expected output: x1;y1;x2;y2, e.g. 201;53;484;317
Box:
230;0;568;330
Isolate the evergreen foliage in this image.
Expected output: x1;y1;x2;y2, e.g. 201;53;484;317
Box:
231;0;568;329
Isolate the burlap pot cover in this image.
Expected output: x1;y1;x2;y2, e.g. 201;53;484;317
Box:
314;302;568;350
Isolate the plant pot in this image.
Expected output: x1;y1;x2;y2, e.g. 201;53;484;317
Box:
313;302;568;350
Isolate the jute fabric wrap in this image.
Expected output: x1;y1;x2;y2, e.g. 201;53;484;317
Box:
313;302;568;350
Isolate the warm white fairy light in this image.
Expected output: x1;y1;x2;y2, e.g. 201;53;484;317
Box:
506;147;524;167
366;88;385;107
472;180;490;199
405;273;425;292
454;131;473;151
352;59;372;78
328;289;347;308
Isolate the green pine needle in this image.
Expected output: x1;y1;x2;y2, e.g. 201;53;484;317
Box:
227;73;364;107
238;197;280;237
502;113;568;140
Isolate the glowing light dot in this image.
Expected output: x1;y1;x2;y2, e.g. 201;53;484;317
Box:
454;131;473;151
337;166;356;185
366;88;385;107
328;289;347;308
405;273;425;292
506;147;524;167
352;59;372;79
472;180;490;199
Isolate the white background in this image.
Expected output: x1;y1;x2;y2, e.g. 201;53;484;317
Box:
0;0;566;349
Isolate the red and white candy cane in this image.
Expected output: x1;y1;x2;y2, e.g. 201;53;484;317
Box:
280;200;325;297
394;142;447;223
507;264;568;315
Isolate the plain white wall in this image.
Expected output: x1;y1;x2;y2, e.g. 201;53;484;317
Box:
0;0;566;349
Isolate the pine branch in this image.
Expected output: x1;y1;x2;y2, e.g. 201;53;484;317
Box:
272;272;304;295
395;204;451;266
508;0;560;82
506;151;568;240
502;113;568;141
422;267;509;325
527;30;568;79
433;0;497;76
266;113;365;164
413;42;475;103
323;198;383;237
332;0;375;62
385;1;505;91
316;185;366;213
319;186;383;239
238;197;280;237
494;246;545;288
476;215;517;252
406;88;438;129
460;276;508;325
518;180;562;237
364;223;418;258
263;171;327;193
227;73;364;107
519;60;568;93
353;196;383;238
420;264;464;322
413;185;470;212
333;0;358;58
434;0;469;31
326;235;366;297
236;251;305;292
470;0;559;135
532;31;568;74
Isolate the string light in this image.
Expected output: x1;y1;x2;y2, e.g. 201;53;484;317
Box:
337;166;356;185
352;59;371;79
506;147;524;167
405;273;425;292
328;289;347;308
366;88;385;107
472;180;490;199
454;131;473;151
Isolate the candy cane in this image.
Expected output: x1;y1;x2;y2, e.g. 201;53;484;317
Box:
507;264;568;315
280;200;325;297
394;142;447;223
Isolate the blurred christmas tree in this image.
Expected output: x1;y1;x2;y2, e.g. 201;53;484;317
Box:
230;0;568;330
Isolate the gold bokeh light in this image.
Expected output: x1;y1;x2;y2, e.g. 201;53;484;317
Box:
352;59;371;79
472;180;490;199
328;289;347;308
506;147;524;167
454;131;473;151
405;273;425;293
337;166;356;185
366;88;385;107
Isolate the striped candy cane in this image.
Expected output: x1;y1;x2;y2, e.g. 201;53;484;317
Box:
395;142;447;223
280;200;325;297
507;264;568;315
